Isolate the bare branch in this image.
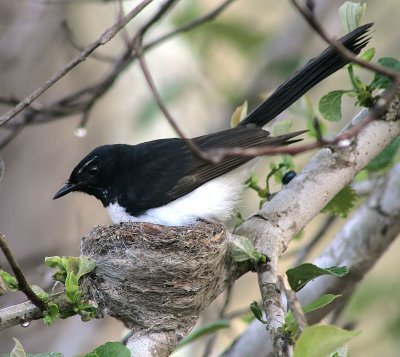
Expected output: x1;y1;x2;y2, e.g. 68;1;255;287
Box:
232;85;400;355
290;0;400;82
134;38;211;162
0;0;238;149
278;274;308;333
223;161;400;357
0;292;70;331
62;21;116;63
0;0;154;126
0;234;47;311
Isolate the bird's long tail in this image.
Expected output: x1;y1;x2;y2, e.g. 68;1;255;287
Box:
239;23;372;128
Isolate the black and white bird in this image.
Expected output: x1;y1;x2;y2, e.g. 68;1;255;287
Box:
54;24;372;226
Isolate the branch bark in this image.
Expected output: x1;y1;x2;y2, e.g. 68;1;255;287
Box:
233;87;400;355
223;160;400;357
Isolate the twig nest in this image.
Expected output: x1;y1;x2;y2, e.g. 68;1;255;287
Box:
80;222;240;338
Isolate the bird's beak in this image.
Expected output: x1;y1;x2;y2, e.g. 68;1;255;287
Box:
53;182;78;200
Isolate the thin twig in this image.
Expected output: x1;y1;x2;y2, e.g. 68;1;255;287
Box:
290;0;400;82
0;234;47;311
278;274;308;334
62;21;116;63
0;0;154;126
0;0;238;148
206;112;374;162
117;0;132;46
134;38;211;161
290;0;400;121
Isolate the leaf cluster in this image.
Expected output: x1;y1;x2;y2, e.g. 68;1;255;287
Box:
44;256;97;324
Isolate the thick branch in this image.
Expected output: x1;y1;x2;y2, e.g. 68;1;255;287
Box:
223;161;400;357
233;87;400;355
0;293;69;331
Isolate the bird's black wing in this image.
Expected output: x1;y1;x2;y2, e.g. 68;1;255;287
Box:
128;126;303;214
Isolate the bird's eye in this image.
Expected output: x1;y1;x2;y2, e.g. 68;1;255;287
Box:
88;166;99;176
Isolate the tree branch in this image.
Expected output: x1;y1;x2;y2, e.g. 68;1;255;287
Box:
223;160;400;356
0;292;69;331
278;274;308;333
232;85;400;356
0;0;154;126
134;39;210;161
0;234;47;311
0;0;238;149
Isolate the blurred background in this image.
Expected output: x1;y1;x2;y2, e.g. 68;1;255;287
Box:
0;0;399;355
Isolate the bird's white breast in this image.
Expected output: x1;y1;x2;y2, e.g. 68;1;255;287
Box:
107;167;250;226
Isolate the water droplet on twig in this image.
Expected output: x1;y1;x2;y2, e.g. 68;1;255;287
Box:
74;127;87;138
20;321;30;328
338;139;352;147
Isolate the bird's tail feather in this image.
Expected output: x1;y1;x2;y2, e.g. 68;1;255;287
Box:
266;129;309;146
239;23;373;128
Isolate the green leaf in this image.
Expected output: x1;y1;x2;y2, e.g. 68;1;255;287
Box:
319;90;349;122
76;257;96;280
82;342;130;357
371;57;400;89
178;320;230;348
43;303;59;326
339;2;366;33
230;235;266;263
231;100;248;128
65;272;79;304
31;285;49;303
0;270;18;291
286;264;348;292
51;271;67;284
11;338;26;357
65;257;80;276
347;65;365;92
294;325;360;357
286;294;341;332
250;301;267;324
46;256;67;283
322;186;358;218
366;137;400;172
303;294;341;314
330;345;348;357
359;47;375;62
78;302;98;322
44;256;63;270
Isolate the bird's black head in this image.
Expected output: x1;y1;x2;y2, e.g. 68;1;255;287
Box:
53;144;127;206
